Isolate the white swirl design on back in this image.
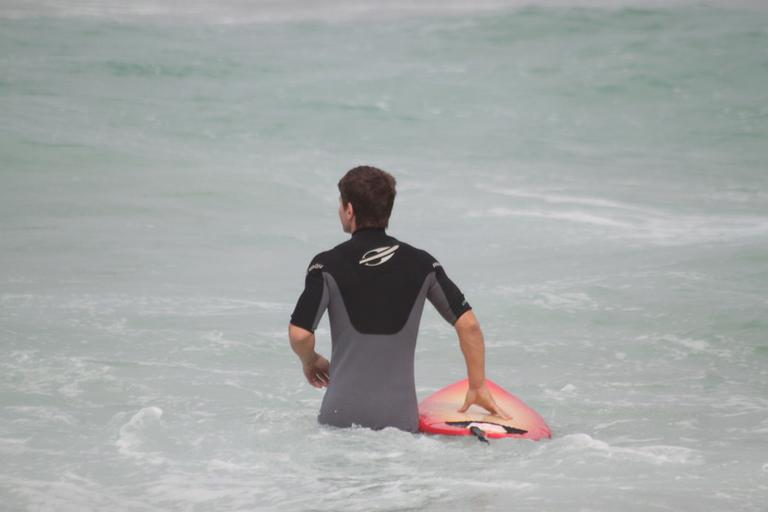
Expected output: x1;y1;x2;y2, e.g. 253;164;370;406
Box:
359;245;400;266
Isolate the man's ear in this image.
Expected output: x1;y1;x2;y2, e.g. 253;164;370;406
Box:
346;201;355;218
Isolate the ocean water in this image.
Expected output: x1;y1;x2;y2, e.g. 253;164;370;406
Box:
1;1;767;510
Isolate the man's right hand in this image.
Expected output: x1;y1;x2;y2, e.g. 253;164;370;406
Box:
303;353;330;388
458;383;511;419
289;324;330;388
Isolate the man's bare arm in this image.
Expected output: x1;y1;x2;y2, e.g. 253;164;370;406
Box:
455;310;486;388
288;323;329;388
455;311;511;418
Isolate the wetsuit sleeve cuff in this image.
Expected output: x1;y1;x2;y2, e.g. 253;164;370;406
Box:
289;318;315;334
451;304;473;325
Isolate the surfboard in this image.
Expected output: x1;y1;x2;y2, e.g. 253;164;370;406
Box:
418;379;551;440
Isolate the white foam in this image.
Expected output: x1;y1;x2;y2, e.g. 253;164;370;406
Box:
475;185;652;212
533;292;599;311
207;459;259;473
0;292;290;317
115;406;166;465
468;207;633;228
199;330;249;349
545;433;702;465
0;437;29;455
657;334;732;358
3;472;143;512
470;184;768;245
466;200;768;246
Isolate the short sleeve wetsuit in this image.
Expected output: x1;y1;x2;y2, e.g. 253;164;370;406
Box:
290;226;472;432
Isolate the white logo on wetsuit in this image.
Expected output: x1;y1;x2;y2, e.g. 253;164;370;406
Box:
359;245;400;266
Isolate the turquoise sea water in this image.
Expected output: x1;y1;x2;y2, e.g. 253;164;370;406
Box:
1;1;767;510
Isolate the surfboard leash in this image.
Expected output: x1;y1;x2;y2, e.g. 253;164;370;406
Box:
469;426;490;444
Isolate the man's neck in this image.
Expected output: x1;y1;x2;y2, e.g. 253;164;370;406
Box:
352;226;387;237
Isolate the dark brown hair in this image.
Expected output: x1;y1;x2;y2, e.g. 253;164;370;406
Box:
338;166;397;229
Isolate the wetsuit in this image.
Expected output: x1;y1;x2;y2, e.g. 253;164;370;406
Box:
290;226;472;432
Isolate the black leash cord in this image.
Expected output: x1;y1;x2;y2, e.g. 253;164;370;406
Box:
469;426;490;444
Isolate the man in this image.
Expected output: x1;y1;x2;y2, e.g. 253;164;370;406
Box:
288;165;508;432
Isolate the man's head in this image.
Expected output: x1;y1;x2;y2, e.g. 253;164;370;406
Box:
337;165;397;234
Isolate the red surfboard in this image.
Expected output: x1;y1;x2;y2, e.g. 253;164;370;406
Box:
418;379;551;440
